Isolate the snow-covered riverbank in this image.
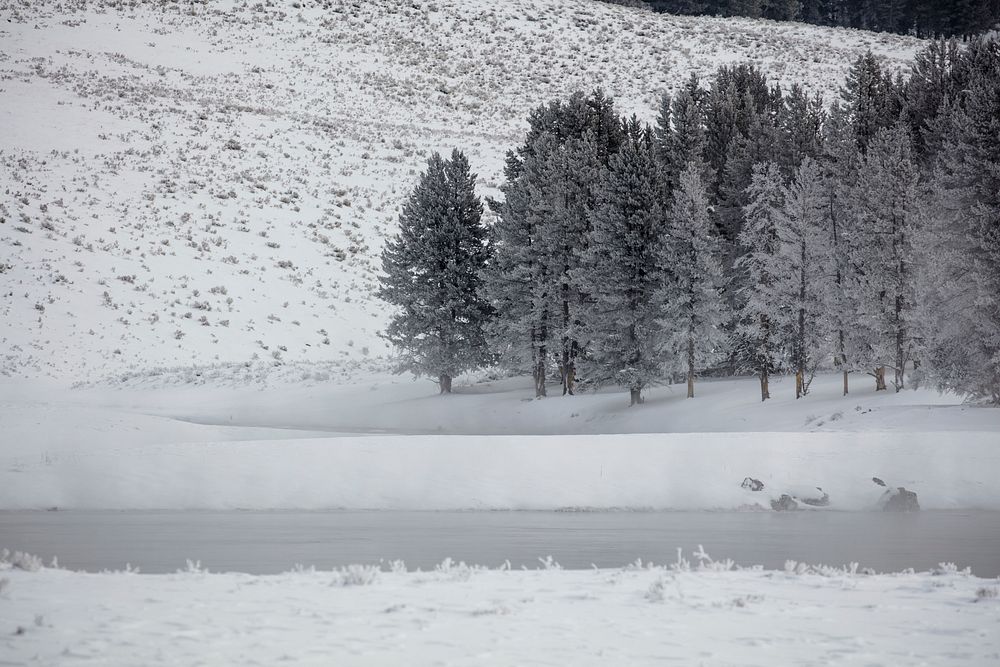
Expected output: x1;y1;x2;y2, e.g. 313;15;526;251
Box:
2;430;998;511
3;373;998;511
1;551;997;666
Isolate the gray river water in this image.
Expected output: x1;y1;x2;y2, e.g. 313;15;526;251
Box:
2;510;998;576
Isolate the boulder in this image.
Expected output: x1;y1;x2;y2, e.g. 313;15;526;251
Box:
879;487;920;512
771;494;799;511
741;477;764;492
798;488;830;507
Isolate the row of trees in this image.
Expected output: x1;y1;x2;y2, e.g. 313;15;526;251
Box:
636;1;1000;38
379;38;1000;405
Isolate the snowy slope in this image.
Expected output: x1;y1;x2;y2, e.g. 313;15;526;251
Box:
0;0;926;380
3;372;998;511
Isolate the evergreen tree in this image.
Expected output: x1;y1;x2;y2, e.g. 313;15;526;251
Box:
659;163;730;398
840;52;903;154
532;136;603;395
484;156;549;396
915;39;1000;404
654;75;707;198
486;141;556;398
847;125;920;392
491;90;623;397
771;157;833;398
575;135;666;406
379;150;493;393
736;162;787;401
819;103;862;395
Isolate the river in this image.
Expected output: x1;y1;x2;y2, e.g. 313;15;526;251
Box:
3;510;998;576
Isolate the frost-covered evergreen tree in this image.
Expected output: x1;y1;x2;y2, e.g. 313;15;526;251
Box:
575;134;665;406
771;157;833;398
736;162;786;401
485;144;553;398
914;40;1000;404
848;125;920;392
840;52;904;154
378;150;492;394
659;162;730;398
531;136;603;395
487;91;623;398
654;75;707;198
819;103;862;395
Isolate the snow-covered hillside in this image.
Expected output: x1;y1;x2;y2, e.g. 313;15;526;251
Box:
0;0;925;380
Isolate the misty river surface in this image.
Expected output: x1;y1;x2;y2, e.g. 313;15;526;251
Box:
2;510;999;576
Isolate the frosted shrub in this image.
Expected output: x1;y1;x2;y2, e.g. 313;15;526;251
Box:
537;555;562;571
435;557;475;581
0;549;43;572
333;564;379;587
932;562;971;576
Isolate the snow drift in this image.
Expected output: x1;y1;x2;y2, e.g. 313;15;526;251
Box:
2;431;996;511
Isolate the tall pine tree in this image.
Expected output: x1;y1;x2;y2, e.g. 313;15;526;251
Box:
575;133;666;406
379;150;493;394
659;162;730;398
848;125;920;392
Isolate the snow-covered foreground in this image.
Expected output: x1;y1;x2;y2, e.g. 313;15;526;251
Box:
2;552;998;666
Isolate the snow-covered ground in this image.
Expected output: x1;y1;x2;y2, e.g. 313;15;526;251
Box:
2;551;998;666
3;372;998;511
0;0;926;379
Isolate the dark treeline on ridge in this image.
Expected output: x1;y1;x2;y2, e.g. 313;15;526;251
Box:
629;0;1000;39
379;38;1000;406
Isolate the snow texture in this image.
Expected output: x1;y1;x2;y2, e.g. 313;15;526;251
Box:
1;551;997;666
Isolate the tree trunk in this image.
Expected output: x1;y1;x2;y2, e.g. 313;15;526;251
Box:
686;336;695;398
795;369;804;400
760;372;770;402
564;366;575;396
895;328;905;392
630;387;643;406
535;316;548;399
438;374;452;394
875;366;887;391
534;355;546;398
843;369;849;396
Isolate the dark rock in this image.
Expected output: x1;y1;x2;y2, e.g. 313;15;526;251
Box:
872;476;886;487
799;488;830;507
741;477;764;492
880;487;920;512
771;494;799;511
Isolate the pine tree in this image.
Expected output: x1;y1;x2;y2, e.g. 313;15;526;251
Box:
378;150;493;394
659;162;730;398
489;90;623;398
575;134;666;406
486;144;553;398
654;75;707;198
914;39;1000;404
532;136;603;395
840;52;904;154
848;124;920;392
819;103;861;395
737;162;786;401
771;157;833;398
